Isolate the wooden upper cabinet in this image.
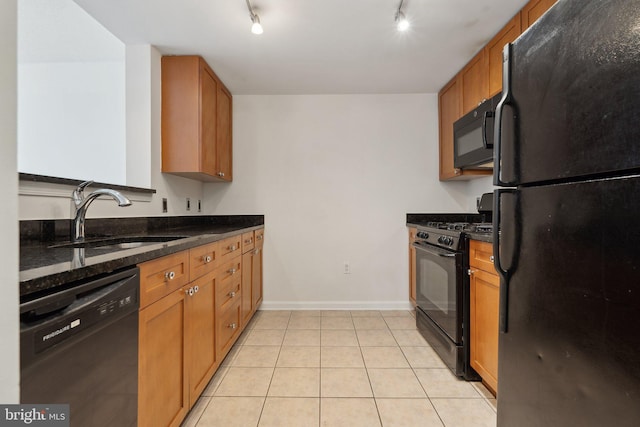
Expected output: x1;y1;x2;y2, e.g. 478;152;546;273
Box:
521;0;557;31
438;76;462;180
161;55;233;182
486;14;522;97
460;50;489;115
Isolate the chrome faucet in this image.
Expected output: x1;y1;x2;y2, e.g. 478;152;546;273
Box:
72;180;131;242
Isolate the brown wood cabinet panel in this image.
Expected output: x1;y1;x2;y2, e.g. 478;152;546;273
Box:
189;241;219;281
486;14;522;97
216;85;233;181
521;0;557;30
186;271;218;405
139;251;189;309
241;251;253;326
252;246;263;310
460;50;489;115
438;76;462;180
161;55;232;182
138;289;188;427
469;268;500;394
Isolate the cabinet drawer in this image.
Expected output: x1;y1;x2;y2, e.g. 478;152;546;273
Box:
469;240;496;272
139;251;189;309
216;299;241;358
241;231;255;254
219;235;242;261
189;242;219;280
216;268;241;314
216;259;242;290
254;228;265;248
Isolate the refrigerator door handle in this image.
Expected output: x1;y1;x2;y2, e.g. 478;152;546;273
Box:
494;43;515;187
482;111;494;149
493;188;518;333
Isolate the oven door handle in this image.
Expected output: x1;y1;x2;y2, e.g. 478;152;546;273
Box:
412;242;458;258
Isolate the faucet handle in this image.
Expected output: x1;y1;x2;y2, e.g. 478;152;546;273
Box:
72;180;94;206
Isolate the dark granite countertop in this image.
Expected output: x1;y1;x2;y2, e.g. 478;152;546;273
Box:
20;215;264;300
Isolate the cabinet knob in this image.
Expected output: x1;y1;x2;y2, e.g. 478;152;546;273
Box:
165;271;176;281
228;291;236;298
257;234;263;240
217;172;225;177
489;255;495;263
254;248;260;255
194;285;199;293
228;323;237;329
187;287;194;296
245;238;252;244
228;244;237;251
203;255;212;263
228;268;237;275
468;269;476;276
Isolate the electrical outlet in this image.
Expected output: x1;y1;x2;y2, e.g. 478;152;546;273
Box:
198;200;201;212
162;198;168;213
344;262;351;274
186;198;191;211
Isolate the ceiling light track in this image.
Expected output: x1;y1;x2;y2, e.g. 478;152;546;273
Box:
245;0;263;35
395;0;410;31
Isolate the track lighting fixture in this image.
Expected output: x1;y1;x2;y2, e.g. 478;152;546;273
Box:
395;0;409;31
246;0;263;34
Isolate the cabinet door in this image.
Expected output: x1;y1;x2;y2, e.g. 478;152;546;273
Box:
241;251;253;325
460;50;489;115
521;0;557;30
251;247;263;311
187;271;218;405
200;64;218;177
486;14;521;97
438;76;462;180
216;84;233;181
469;268;500;394
139;289;188;427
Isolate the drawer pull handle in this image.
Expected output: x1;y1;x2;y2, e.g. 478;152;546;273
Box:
228;291;236;298
228;244;237;251
228;323;237;329
194;285;199;293
228;268;237;275
217;172;225;177
203;255;212;263
245;238;252;244
490;255;495;263
165;271;176;281
257;235;263;240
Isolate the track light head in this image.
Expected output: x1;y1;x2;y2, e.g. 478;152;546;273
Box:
251;13;263;34
395;0;409;31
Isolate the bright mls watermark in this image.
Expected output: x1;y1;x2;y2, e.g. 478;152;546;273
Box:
0;405;69;426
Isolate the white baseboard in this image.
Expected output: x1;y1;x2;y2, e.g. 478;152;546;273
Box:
259;300;413;311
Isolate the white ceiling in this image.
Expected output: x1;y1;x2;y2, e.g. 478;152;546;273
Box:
73;0;529;95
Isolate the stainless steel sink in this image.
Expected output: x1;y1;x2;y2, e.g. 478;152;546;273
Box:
49;235;189;250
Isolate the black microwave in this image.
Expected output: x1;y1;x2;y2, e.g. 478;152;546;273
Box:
453;92;502;169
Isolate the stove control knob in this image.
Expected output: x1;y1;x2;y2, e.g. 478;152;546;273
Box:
437;236;444;244
417;232;428;239
447;237;454;246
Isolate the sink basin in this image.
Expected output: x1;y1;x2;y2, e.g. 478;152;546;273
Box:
49;235;189;250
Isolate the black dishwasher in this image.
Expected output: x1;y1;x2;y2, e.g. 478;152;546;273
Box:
20;267;139;427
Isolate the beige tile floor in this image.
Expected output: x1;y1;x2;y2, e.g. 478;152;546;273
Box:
181;309;497;427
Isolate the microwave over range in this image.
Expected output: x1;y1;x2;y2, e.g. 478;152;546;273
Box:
453;92;502;170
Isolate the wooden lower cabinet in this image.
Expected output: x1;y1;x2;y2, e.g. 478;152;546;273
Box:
138;289;188;427
469;240;500;395
138;228;264;427
187;271;218;403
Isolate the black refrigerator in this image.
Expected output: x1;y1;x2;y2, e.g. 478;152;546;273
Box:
492;0;640;426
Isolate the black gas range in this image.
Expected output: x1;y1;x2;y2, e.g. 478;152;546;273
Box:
409;215;492;380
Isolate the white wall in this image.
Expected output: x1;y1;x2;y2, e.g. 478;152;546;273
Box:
203;94;478;309
19;45;204;220
0;0;20;403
